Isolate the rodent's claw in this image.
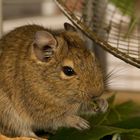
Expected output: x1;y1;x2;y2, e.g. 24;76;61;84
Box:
66;115;90;130
75;118;90;130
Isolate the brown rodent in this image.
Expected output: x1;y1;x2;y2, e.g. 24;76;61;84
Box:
0;23;108;139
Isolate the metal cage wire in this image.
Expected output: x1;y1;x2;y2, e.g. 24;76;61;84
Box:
55;0;140;68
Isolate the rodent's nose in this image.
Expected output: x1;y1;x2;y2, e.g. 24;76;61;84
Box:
87;89;104;99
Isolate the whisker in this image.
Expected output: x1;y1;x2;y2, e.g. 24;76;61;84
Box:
104;65;128;89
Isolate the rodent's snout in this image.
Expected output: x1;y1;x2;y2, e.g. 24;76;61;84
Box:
91;93;104;100
87;89;104;100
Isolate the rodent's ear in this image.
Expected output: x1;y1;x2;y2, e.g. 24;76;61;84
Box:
34;31;57;49
33;31;57;62
64;22;77;32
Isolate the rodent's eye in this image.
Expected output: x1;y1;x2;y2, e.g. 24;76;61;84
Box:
62;66;76;76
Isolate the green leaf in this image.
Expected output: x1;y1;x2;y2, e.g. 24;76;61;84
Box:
103;100;140;125
109;0;134;16
49;125;140;140
112;117;140;129
122;131;140;140
107;94;116;107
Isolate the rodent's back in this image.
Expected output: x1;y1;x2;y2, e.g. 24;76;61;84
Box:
0;25;49;101
0;25;46;55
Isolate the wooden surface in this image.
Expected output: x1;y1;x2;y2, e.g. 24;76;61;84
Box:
0;135;38;140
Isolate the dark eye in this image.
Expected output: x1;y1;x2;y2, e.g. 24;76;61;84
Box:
62;66;76;76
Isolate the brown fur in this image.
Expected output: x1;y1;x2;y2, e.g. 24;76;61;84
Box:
0;24;108;139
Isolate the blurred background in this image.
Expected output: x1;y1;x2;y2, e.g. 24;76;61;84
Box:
0;0;140;101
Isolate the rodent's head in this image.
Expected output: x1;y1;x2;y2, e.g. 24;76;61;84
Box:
29;23;104;103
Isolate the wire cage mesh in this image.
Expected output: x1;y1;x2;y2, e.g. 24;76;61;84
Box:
55;0;140;68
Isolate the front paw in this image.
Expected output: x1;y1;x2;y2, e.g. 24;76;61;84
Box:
65;115;90;130
94;98;108;113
